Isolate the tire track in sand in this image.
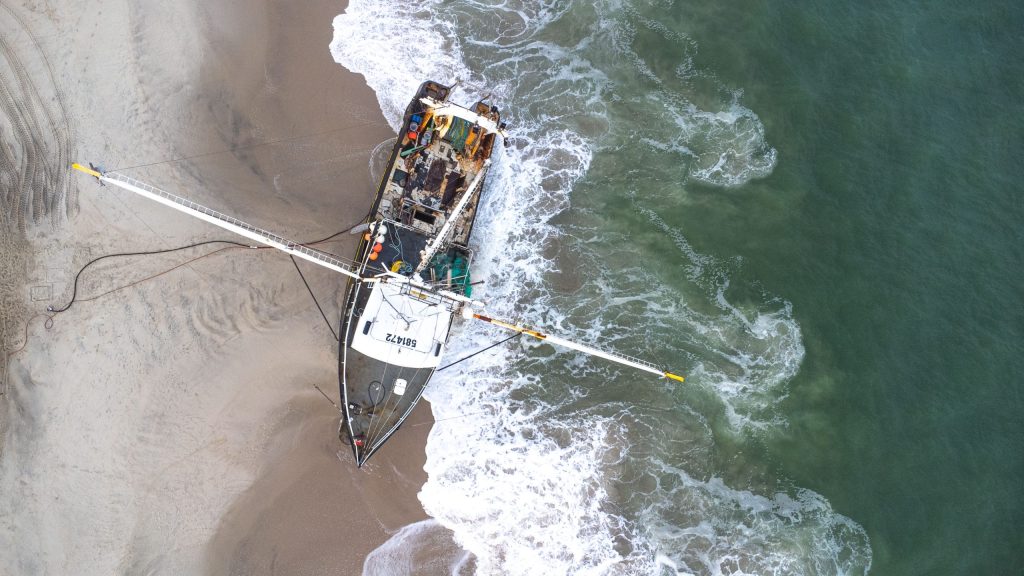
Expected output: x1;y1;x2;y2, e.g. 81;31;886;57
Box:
0;1;76;229
0;2;76;388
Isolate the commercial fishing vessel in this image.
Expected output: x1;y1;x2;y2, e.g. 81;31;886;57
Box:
70;80;685;469
337;80;505;465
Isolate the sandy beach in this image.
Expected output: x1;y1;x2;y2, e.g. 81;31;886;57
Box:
0;1;433;574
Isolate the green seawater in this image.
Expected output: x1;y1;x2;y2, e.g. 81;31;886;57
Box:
336;1;1023;572
564;1;1023;573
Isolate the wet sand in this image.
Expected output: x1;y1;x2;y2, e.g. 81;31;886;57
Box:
0;1;430;574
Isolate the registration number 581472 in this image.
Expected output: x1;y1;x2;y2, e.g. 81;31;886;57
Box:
385;333;417;348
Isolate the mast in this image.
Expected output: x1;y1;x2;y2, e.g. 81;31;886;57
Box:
413;160;490;275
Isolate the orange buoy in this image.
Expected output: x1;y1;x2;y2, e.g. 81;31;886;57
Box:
368;252;379;261
372;243;383;253
364;232;372;241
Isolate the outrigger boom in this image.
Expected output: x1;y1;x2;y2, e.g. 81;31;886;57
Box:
466;311;685;382
71;161;685;383
71;163;367;282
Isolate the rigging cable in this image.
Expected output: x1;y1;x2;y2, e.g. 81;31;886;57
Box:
436;331;521;372
47;240;251;314
289;254;339;342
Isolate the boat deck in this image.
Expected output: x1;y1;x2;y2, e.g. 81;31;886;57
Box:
339;80;503;466
378;132;488;248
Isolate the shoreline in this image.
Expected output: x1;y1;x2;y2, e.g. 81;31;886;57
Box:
202;0;436;571
0;0;433;573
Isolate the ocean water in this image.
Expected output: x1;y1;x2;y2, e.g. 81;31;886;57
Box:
331;1;1023;574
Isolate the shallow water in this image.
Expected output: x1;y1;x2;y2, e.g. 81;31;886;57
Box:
333;1;1023;574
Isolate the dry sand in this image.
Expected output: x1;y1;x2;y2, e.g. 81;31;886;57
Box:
0;1;432;574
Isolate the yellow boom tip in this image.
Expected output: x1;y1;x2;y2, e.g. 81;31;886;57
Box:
664;372;685;382
71;163;102;178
